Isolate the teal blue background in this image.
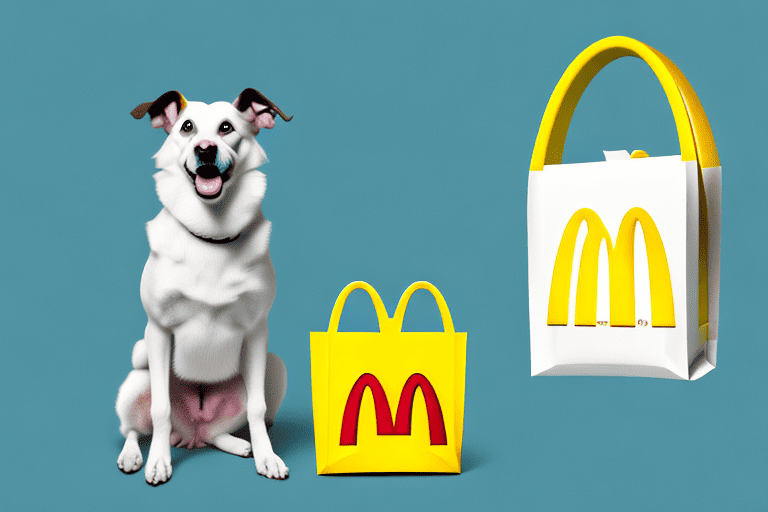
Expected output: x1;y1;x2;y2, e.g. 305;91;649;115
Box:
1;0;766;510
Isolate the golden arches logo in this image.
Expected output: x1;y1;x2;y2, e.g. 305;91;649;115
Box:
547;207;675;328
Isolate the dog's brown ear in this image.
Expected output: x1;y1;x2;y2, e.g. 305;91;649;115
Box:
130;91;187;133
233;88;292;133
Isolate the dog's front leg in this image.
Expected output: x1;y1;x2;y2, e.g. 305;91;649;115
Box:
144;318;174;486
242;321;288;480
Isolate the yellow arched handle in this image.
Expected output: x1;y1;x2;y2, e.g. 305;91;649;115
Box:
529;36;719;171
392;281;455;334
327;281;455;334
327;281;391;333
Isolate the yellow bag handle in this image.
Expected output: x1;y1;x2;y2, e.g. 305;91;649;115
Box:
529;36;719;171
393;281;455;334
327;281;391;333
327;281;455;334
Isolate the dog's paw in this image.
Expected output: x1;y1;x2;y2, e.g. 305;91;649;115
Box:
254;451;289;480
212;433;252;458
117;444;144;474
144;450;172;486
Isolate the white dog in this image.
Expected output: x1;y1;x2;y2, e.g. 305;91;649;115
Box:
116;89;292;485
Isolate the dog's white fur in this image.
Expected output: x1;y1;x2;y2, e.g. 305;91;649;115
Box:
116;93;289;484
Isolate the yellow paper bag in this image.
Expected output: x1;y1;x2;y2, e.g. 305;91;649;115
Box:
310;281;466;474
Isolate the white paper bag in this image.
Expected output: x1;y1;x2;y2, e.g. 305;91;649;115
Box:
527;36;721;380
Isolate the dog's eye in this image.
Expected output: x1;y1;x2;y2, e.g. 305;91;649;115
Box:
181;120;194;133
219;121;233;134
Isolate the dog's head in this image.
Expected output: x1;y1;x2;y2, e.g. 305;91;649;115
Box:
132;89;291;238
132;89;292;203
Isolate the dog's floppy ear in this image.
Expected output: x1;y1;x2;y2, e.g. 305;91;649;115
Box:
130;91;187;133
233;88;293;132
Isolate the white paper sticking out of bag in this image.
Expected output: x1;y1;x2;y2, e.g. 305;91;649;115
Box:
527;155;709;379
602;150;631;161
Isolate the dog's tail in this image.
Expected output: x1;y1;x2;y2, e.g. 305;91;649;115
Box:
131;339;149;369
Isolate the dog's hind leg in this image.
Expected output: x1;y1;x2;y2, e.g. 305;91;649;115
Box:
211;434;252;458
116;369;152;474
264;352;287;429
131;338;148;369
200;375;250;456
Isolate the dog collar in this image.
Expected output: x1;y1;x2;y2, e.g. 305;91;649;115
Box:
189;231;241;244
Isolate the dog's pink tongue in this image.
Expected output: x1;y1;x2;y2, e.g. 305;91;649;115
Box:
195;175;222;196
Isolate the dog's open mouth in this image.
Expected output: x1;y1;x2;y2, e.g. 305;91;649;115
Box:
197;175;221;195
184;163;233;199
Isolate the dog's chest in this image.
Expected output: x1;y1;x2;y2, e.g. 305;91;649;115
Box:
146;253;272;329
141;211;275;382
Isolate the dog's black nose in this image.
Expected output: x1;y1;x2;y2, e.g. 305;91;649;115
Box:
195;144;217;164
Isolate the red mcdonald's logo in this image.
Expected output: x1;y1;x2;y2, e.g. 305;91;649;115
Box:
340;373;447;446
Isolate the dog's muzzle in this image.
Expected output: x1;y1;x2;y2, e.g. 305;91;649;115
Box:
184;144;233;200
